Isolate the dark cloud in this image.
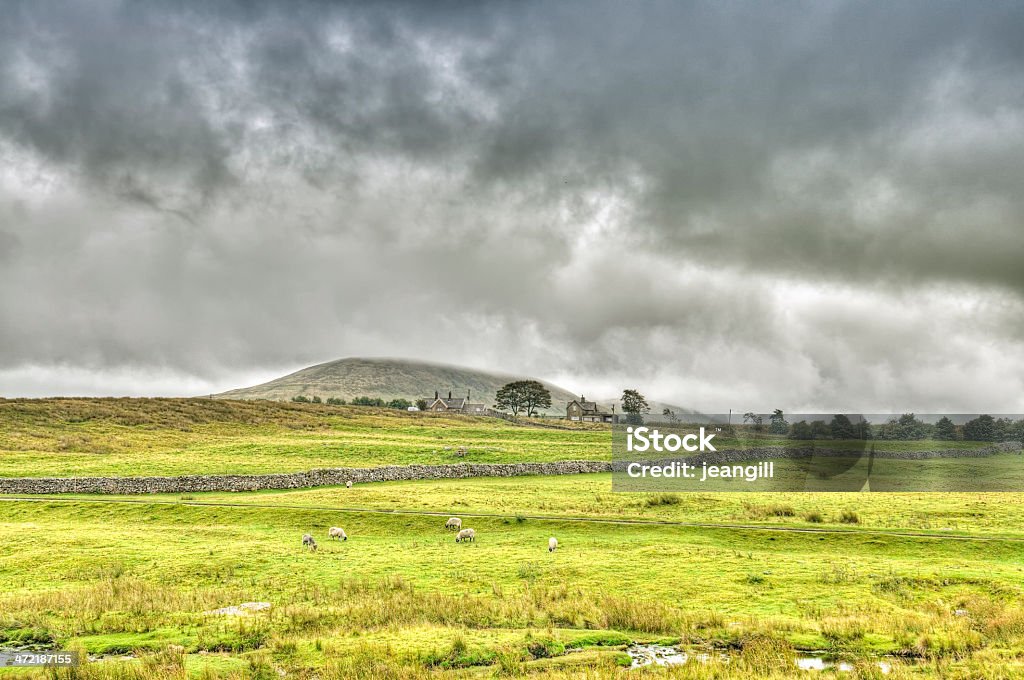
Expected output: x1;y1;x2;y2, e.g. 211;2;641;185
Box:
1;0;1023;410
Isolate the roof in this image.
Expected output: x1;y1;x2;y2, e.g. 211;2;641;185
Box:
569;399;611;415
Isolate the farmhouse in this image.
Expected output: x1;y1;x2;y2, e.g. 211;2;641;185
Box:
426;390;487;415
566;397;615;423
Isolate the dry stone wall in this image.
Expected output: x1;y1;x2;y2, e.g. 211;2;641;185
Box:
0;442;1018;495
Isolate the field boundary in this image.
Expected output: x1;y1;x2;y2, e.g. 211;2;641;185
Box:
0;460;613;494
0;442;1018;494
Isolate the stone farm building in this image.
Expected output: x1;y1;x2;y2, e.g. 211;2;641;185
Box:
566;397;615;423
426;391;488;415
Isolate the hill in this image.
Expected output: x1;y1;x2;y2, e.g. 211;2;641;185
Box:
212;357;583;414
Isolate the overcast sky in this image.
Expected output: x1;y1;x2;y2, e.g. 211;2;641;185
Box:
1;1;1023;412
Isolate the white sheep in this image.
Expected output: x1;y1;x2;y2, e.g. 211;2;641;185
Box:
302;534;318;552
328;527;347;541
455;528;475;543
445;517;462;531
548;537;558;552
346;480;352;489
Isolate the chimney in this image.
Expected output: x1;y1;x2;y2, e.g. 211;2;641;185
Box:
467;389;471;400
435;390;438;399
448;390;452;399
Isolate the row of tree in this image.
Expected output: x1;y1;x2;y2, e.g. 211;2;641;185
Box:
291;395;426;410
753;410;1023;442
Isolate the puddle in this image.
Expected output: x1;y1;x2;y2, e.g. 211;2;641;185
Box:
627;646;892;674
203;601;271;616
797;656;892;674
625;645;689;668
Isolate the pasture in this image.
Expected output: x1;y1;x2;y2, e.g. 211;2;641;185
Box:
2;399;1024;678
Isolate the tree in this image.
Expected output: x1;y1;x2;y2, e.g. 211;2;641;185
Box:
810;420;830;439
963;414;996;441
934;416;957;441
789;420;813;440
415;399;428;411
387;398;412;410
994;417;1015;442
326;397;345;406
768;409;789;435
621;389;650;426
311;395;322;404
830;414;857;439
743;412;764;432
292;395;310;403
1007;418;1024;442
520;381;552;417
878;413;926;440
494;380;550;417
662;408;679;424
495;381;531;417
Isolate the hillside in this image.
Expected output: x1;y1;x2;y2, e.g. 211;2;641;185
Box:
0;397;609;478
212;357;583;414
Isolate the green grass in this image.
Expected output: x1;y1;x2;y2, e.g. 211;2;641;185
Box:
3;481;1024;677
0;398;607;478
1;399;1002;480
39;472;1024;535
4;398;1024;678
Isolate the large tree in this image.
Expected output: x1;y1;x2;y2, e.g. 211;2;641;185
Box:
521;380;552;417
621;389;650;426
789;420;813;440
830;414;857;439
495;380;551;418
963;414;996;441
934;416;957;441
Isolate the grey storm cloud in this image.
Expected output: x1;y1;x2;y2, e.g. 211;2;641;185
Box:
1;0;1023;410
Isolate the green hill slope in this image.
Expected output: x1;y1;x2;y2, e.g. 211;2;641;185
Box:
212;357;584;413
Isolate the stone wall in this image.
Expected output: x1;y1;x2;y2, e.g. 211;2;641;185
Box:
0;441;1018;495
0;460;613;495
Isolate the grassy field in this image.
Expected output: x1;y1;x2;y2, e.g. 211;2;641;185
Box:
3;399;1024;678
3;487;1024;679
36;473;1024;535
0;399;997;479
0;399;607;478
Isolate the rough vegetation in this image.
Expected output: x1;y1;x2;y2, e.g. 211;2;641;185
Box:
3;399;1024;678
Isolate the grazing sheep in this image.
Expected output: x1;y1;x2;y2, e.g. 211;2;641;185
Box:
548;537;558;552
302;534;318;552
445;517;462;531
328;527;347;541
455;528;475;543
346;480;352;489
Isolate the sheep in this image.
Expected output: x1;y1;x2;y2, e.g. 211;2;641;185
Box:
328;527;347;541
454;528;475;543
302;534;318;552
445;517;462;531
346;480;352;489
548;537;558;552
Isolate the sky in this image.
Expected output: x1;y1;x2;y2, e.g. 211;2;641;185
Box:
1;1;1023;412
